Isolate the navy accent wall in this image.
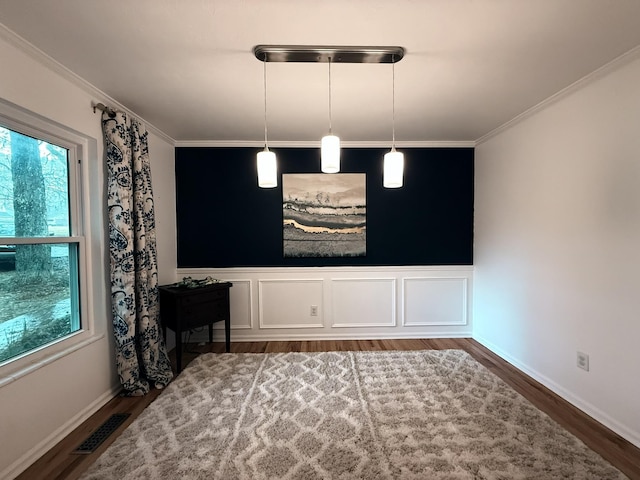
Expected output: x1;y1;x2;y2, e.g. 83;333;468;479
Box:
175;147;473;267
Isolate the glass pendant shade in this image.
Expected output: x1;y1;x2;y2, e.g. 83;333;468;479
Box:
383;149;404;188
257;149;277;188
321;134;340;173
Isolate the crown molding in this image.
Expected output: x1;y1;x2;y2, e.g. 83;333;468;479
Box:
175;140;475;148
476;45;640;145
0;23;175;146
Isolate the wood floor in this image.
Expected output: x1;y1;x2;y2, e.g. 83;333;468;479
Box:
16;338;640;480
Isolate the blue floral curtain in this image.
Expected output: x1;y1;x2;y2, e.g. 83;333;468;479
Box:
102;111;173;396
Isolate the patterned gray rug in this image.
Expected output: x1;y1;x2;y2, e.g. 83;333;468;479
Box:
80;350;625;479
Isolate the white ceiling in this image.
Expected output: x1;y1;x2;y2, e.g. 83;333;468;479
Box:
1;0;640;144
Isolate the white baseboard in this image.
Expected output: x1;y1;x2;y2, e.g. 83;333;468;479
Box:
473;334;640;449
185;331;472;343
1;384;121;480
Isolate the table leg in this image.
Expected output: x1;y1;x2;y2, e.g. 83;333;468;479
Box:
176;329;182;374
225;316;230;352
209;323;213;343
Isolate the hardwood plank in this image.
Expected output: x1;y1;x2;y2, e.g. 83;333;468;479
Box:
15;338;640;480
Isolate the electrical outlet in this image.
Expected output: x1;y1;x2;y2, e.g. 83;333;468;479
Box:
577;351;589;371
310;305;318;316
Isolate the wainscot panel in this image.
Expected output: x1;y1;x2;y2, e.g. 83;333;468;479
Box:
177;266;472;342
259;279;324;329
403;277;468;326
331;278;397;327
212;279;252;330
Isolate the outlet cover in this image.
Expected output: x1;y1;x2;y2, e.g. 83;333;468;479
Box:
577;351;589;371
310;305;318;316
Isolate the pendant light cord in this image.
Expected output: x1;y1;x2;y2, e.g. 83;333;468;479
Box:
391;55;396;150
328;56;333;134
263;53;269;149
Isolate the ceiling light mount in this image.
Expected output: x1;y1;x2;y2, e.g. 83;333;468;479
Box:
254;45;405;64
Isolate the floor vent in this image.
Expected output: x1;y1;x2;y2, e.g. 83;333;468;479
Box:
72;413;130;454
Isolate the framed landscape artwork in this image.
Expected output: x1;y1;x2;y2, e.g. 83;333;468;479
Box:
283;173;366;258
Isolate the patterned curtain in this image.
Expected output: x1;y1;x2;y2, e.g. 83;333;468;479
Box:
102;111;173;396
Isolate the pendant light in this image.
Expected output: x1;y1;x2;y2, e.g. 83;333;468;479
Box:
257;54;277;188
383;57;404;188
321;56;340;173
253;45;406;183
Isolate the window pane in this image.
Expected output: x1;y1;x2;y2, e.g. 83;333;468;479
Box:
0;126;70;237
0;242;80;363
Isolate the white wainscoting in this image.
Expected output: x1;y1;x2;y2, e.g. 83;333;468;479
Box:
176;266;472;342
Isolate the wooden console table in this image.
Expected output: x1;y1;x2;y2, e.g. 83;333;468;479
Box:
159;282;232;373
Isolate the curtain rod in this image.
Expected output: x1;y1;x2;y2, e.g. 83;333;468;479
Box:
92;102;117;117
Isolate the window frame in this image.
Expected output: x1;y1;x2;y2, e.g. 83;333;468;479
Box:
0;100;99;381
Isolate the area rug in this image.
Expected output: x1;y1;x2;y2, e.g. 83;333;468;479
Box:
80;350;625;479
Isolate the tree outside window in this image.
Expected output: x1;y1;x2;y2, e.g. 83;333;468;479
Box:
0;126;81;363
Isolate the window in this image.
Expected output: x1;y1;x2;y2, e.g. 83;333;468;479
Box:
0;115;86;366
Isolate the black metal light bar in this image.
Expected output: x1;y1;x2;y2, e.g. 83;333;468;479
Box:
253;45;405;64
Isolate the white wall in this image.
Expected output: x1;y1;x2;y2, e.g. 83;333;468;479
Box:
0;30;176;479
150;132;178;286
474;51;640;447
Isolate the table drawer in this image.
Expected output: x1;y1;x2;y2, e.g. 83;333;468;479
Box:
181;288;227;305
182;303;227;328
